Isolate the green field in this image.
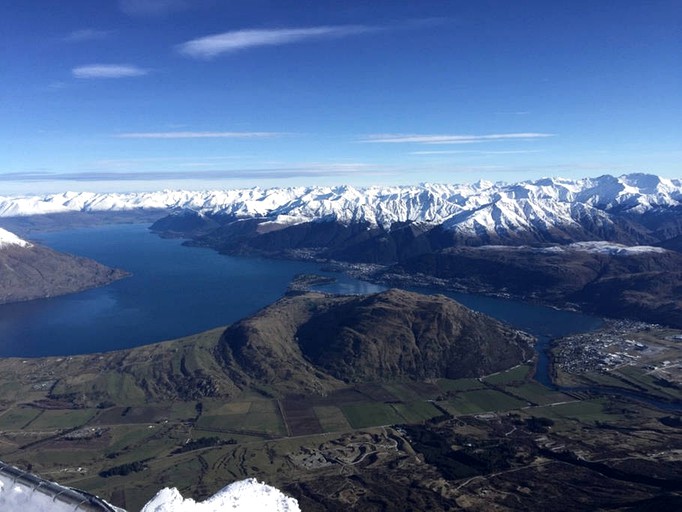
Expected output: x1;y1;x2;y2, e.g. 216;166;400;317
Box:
27;449;102;467
391;401;442;423
528;399;612;422
505;382;573;406
196;400;286;436
342;403;406;428
106;425;164;455
483;364;532;385
382;382;431;401
442;389;528;415
614;366;682;400
0;406;42;430
25;409;96;430
202;401;252;416
314;406;352;432
437;378;486;392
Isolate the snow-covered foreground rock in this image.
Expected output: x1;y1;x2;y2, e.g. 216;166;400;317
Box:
0;472;299;512
141;479;301;512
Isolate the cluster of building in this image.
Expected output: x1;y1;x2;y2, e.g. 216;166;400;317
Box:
553;320;658;375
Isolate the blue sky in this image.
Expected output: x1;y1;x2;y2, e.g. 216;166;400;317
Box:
1;0;680;194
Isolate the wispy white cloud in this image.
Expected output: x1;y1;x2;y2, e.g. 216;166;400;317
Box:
63;29;112;43
84;156;254;172
72;64;149;79
0;163;387;183
411;149;545;155
495;111;530;115
47;81;68;90
119;0;190;17
177;25;379;59
115;131;283;139
361;133;554;144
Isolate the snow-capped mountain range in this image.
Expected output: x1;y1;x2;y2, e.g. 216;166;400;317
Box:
1;173;680;244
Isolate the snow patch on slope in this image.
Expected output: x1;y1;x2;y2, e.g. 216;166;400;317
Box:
478;242;669;255
0;227;31;248
564;241;669;255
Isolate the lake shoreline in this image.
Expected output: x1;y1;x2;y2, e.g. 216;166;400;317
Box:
0;224;602;359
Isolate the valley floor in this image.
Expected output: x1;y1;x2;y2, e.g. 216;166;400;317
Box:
0;323;680;510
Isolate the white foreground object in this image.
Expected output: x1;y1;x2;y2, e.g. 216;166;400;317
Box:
141;478;301;512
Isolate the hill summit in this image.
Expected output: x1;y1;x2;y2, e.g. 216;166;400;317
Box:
219;289;533;394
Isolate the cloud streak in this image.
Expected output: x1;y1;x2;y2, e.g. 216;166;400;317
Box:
411;149;544;155
119;0;190;17
0;164;387;183
177;25;379;59
115;131;283;139
63;29;112;43
362;133;554;144
72;64;149;79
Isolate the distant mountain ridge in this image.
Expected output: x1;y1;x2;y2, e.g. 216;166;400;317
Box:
1;173;680;236
134;173;681;263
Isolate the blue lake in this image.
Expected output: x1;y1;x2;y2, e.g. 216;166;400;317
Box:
0;223;601;358
0;223;383;357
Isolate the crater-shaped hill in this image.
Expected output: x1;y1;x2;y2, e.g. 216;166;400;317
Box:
0;227;128;304
6;290;532;407
219;289;533;393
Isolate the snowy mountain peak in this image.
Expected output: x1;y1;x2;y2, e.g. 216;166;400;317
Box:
620;173;671;194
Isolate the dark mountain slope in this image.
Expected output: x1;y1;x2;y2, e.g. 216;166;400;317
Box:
294;289;532;381
149;209;220;238
574;272;682;327
391;245;682;326
218;289;532;393
217;292;345;395
0;243;128;304
155;199;669;265
192;218;390;261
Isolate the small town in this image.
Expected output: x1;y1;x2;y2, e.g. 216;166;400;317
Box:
553;320;682;386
